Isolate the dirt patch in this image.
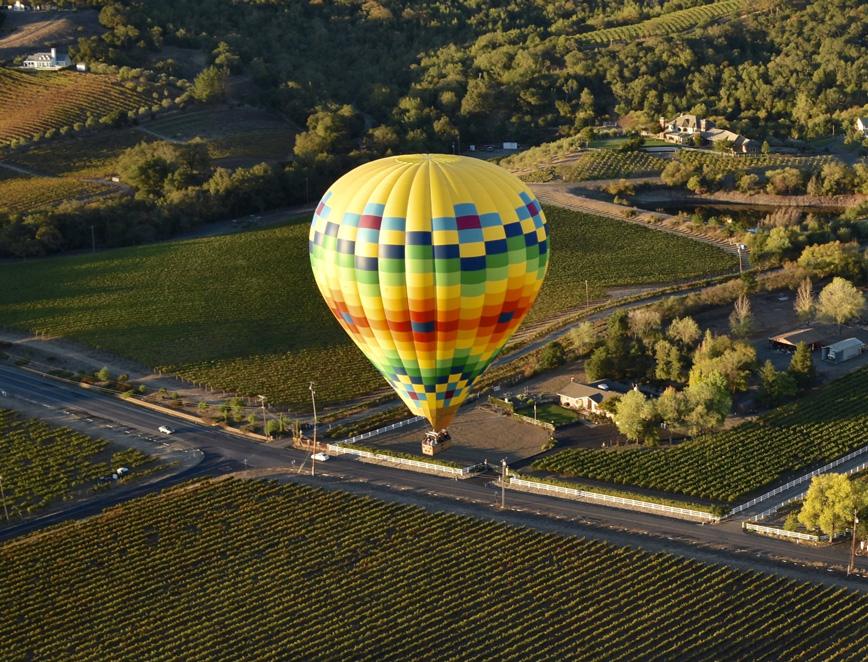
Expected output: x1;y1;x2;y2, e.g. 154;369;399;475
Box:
0;10;102;61
362;403;551;465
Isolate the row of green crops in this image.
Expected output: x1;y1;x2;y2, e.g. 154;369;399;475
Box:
0;409;149;517
577;1;744;45
533;367;868;504
2;477;865;660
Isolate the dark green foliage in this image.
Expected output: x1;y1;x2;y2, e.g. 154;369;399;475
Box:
789;342;816;390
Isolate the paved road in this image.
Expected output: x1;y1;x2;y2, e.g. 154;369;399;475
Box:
0;364;865;589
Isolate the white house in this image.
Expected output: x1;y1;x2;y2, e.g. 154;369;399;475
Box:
856;118;868;137
21;47;72;71
558;380;622;417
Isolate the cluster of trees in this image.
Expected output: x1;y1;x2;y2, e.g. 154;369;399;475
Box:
0;140;317;257
70;0;867;159
662;158;868;197
559;270;865;445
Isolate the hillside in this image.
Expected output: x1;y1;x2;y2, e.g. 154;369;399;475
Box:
0;68;164;147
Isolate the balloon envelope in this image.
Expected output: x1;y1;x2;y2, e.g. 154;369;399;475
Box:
309;154;549;429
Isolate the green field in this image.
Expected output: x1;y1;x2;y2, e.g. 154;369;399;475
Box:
0;207;734;409
1;478;864;660
577;1;745;45
533;367;868;504
0;409;150;518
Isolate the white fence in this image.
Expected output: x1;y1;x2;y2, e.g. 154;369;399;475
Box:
508;477;719;522
743;522;828;543
341;416;424;445
730;444;868;517
327;443;480;477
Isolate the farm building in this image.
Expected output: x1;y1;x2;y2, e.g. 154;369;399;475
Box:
21;47;71;71
558;381;620;417
557;379;658;417
768;328;827;352
821;338;865;364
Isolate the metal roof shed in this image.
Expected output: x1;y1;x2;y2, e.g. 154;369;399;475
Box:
821;338;865;364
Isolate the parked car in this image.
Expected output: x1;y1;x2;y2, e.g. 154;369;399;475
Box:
312;452;329;462
115;467;130;477
158;426;174;435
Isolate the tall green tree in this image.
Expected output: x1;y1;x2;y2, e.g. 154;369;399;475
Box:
816;277;866;332
788;342;816;390
798;474;860;540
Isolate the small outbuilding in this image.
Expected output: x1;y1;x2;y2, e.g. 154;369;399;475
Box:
768;328;827;352
821;338;865;364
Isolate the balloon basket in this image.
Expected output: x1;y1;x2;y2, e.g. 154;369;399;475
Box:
421;429;451;456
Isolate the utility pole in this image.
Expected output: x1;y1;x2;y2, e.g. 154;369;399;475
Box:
0;475;8;522
500;458;508;509
90;225;96;253
258;395;267;438
848;508;860;576
585;279;590;308
309;382;317;477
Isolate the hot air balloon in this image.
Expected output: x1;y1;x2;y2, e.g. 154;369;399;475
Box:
308;154;549;433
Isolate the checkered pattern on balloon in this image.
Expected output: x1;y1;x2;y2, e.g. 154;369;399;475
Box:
309;155;549;431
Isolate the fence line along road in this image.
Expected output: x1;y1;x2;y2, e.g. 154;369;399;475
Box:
749;458;868;522
508;477;719;522
327;444;479;477
743;521;829;544
341;416;424;445
730;444;868;517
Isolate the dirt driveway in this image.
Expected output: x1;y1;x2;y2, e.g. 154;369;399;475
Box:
364;403;551;466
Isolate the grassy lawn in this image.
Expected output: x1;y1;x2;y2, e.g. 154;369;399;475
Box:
0;207;735;409
589;136;669;148
515;402;580;427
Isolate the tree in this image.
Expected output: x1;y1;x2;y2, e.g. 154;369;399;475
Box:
728;294;753;338
568;321;597;356
794;277;814;321
761;140;770;155
816;277;866;332
788;342;816;390
613;389;658;444
689;333;756;393
798;474;858;540
797;241;862;279
668;316;701;347
266;419;281;437
656;386;687;443
539;341;566;370
684;370;731;434
765;168;803;195
191;65;228;103
654;339;684;382
758;360;797;406
95;366;111;382
628;308;661;345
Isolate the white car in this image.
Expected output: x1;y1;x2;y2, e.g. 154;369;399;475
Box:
312;452;329;462
158;426;174;435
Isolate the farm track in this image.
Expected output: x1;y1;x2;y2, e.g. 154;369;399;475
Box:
531;181;742;257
